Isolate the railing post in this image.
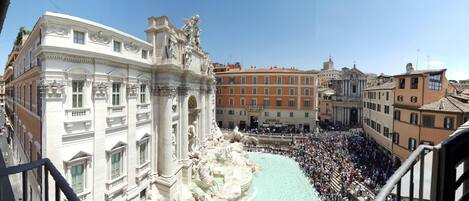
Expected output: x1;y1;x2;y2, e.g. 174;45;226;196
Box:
22;171;28;201
397;179;401;201
419;151;425;201
55;182;60;201
44;167;49;201
410;161;414;201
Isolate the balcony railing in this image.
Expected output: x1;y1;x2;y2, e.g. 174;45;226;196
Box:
0;158;80;201
375;122;469;201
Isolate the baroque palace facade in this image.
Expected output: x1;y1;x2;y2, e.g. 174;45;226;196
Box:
4;12;215;201
214;63;318;132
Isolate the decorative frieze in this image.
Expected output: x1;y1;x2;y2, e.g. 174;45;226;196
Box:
155;86;177;98
93;82;108;98
89;31;111;45
46;24;70;36
127;84;138;97
124;42;140;53
178;86;189;96
40;80;65;98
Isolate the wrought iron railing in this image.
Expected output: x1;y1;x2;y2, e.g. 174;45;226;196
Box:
375;123;469;201
0;158;80;201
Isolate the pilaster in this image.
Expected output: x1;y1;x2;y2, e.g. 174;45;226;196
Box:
92;81;108;201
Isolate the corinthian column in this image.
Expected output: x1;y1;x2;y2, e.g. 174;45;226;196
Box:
157;86;176;177
179;86;189;160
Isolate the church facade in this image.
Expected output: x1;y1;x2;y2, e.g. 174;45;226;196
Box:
7;12;215;201
330;66;367;126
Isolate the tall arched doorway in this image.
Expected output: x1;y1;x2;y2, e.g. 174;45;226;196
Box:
188;96;198;152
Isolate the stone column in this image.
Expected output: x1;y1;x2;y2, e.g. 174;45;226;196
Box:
205;86;213;139
178;86;192;185
199;86;206;141
154;86;179;201
157;86;175;177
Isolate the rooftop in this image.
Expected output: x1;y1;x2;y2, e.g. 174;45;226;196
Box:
394;69;446;77
364;82;395;91
419;95;469;113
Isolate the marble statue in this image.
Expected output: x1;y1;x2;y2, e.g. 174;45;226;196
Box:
188;125;196;152
166;29;177;59
183;44;192;69
182;15;201;47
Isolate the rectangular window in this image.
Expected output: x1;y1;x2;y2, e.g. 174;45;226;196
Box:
399;78;405;89
408;138;417;151
29;84;32;111
73;31;85;44
139;141;148;165
422;115;435;127
72;81;84;108
352;85;357;93
277;88;282;95
277;112;281;117
305;77;310;85
112;83;121;106
411;77;419;89
251;99;257;106
240;88;245;94
289;88;295;95
263;99;270;107
305;112;309;117
429;74;442;90
276;99;282;107
305;89;310;96
264;112;269;117
71;163;85;193
303;100;310;107
141;50;148;59
111;152;123;179
384;105;390;114
241;76;246;84
277;76;282;84
228;110;234;115
288;99;295;107
393;133;400;144
386;92;389;101
240;99;245;106
113;41;122;52
229;77;235;84
264;76;269;84
229;98;234;106
394;110;401;121
377;104;381;112
410;113;418;125
229;88;234;94
252;88;257;94
290;76;294;84
444;116;454;129
264;88;269;95
252;76;257;84
140;85;146;104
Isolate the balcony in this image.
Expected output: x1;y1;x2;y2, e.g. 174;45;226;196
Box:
245;105;264;113
375;122;469;201
0;158;80;201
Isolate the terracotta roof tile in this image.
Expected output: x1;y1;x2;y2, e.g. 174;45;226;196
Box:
419;96;469;113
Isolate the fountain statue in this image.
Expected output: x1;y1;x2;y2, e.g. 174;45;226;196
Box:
184;126;259;201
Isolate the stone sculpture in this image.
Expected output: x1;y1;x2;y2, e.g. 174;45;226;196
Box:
166;29;177;59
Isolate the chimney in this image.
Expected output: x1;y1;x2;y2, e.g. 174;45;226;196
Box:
406;63;414;74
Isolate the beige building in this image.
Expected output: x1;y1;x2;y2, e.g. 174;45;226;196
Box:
0;76;4;109
362;81;395;153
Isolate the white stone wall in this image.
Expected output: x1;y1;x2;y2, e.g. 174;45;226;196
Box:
11;12;217;201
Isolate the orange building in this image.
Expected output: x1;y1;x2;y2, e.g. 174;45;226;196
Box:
392;63;468;160
214;63;318;132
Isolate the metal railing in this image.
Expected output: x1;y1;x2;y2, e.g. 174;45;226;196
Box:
374;145;433;201
375;122;469;201
0;158;80;201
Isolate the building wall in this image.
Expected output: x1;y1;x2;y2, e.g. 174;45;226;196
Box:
215;71;317;130
362;87;394;152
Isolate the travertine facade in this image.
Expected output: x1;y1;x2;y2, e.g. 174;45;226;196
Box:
5;12;216;201
330;65;367;126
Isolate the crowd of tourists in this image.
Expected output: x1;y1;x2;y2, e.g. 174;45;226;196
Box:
248;130;398;201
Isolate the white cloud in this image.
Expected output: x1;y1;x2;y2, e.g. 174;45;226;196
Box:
446;70;469;81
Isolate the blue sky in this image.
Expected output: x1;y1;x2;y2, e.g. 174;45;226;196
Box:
1;0;468;80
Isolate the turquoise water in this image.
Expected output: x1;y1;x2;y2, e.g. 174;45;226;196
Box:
248;152;321;201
